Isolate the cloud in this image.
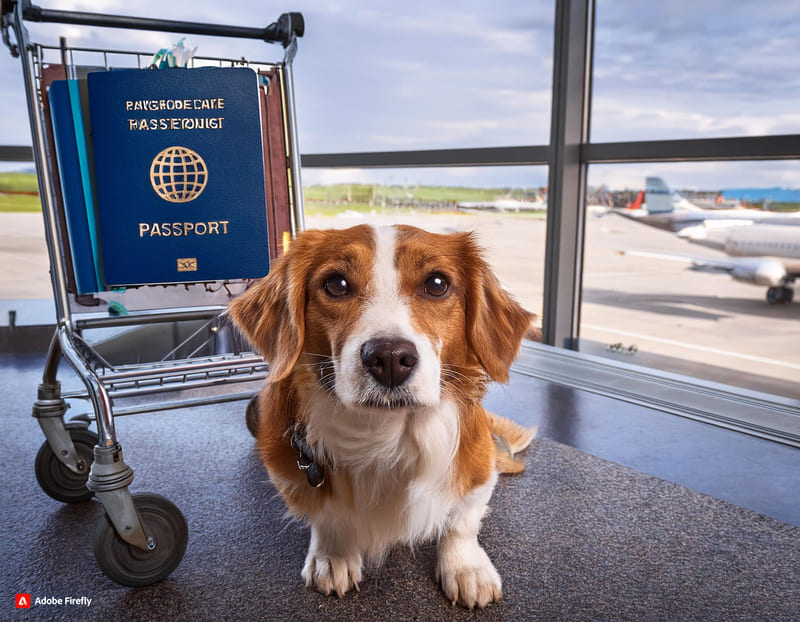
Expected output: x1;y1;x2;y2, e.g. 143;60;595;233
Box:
592;96;800;140
591;0;800;141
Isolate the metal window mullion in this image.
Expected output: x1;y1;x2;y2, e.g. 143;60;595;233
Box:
300;145;550;169
583;135;800;163
542;0;594;349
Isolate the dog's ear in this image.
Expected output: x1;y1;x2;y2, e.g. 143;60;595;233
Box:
464;241;534;384
228;248;306;383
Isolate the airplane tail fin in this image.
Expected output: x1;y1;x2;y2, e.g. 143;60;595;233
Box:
627;191;645;210
645;176;674;214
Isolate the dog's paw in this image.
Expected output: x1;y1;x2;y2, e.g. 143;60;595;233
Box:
302;550;362;598
437;544;502;609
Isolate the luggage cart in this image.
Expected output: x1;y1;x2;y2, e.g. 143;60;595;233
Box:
2;1;305;586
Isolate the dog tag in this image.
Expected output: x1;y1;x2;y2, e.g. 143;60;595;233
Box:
291;427;325;487
304;462;325;488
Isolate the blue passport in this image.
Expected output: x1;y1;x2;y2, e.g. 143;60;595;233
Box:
88;67;270;286
48;79;104;294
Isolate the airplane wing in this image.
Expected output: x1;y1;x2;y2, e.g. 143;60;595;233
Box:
621;250;789;286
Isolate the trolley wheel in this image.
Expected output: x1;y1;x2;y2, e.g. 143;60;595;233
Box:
34;426;97;503
245;395;259;437
94;493;188;587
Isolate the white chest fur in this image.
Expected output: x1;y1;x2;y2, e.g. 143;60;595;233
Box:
305;393;463;559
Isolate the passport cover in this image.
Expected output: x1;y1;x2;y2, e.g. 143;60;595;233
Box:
258;68;292;261
88;67;269;286
48;79;104;293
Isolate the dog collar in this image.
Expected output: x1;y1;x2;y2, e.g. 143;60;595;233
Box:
290;425;325;488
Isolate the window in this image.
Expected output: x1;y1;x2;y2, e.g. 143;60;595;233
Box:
583;163;800;400
583;1;800;401
591;1;800;142
290;1;554;152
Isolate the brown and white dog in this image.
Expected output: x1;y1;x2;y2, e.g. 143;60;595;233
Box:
229;224;536;609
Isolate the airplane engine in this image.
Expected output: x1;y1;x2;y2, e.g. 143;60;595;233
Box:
730;258;786;287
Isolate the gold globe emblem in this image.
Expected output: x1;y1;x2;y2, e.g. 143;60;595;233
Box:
149;146;208;203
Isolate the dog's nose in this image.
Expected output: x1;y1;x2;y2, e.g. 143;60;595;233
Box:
361;338;419;389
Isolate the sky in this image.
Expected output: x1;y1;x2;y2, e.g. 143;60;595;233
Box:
1;0;798;191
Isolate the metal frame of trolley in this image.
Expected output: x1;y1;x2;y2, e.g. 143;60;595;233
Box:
2;0;305;586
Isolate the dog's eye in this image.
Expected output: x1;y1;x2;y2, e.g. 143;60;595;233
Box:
423;274;449;297
323;275;351;298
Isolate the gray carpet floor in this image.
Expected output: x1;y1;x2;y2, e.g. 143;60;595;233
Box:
2;357;799;621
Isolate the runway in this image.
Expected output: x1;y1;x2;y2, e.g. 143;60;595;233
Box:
1;209;798;398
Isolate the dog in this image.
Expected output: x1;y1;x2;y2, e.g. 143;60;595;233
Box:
229;224;537;609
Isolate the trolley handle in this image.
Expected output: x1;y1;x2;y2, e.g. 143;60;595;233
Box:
10;1;303;47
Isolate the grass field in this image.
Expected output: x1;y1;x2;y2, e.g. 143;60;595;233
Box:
0;172;38;194
2;171;797;215
0;172;41;212
0;193;40;212
304;183;541;205
764;202;800;213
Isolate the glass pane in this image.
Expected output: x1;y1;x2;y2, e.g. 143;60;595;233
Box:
591;1;800;141
303;166;548;319
0;162;49;301
291;0;555;151
583;162;800;399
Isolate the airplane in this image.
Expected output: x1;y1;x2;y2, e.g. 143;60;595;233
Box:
617;178;800;303
613;177;800;232
458;198;547;212
457;197;607;216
